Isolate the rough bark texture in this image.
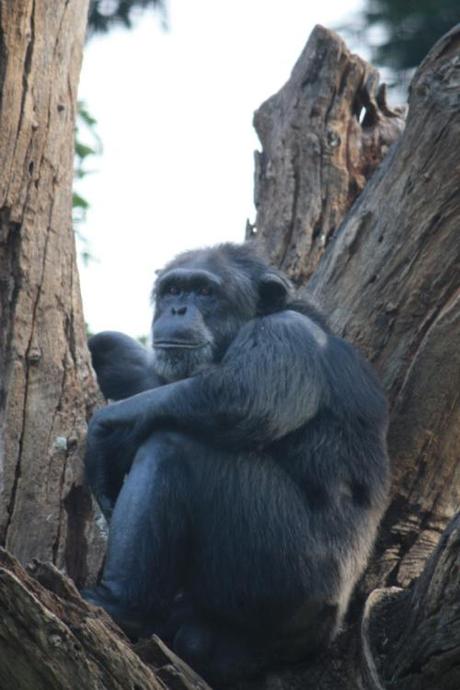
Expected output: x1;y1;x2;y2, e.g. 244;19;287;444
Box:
253;23;460;596
0;10;459;690
0;0;104;586
308;23;460;591
0;547;210;690
363;512;460;689
246;22;460;690
251;25;405;285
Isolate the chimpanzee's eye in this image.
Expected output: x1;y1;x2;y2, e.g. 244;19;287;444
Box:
167;285;180;296
198;286;212;297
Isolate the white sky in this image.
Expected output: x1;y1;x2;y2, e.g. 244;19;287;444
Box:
77;0;364;338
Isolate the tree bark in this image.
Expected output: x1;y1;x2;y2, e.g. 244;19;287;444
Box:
246;22;460;690
0;10;460;690
308;24;460;591
251;25;405;285
0;546;210;690
362;512;460;690
254;23;460;593
0;0;104;586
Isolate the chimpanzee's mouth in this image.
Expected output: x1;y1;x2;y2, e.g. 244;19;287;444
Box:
154;341;208;350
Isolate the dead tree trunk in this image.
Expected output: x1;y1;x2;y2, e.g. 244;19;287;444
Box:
0;11;459;690
251;25;405;284
247;22;460;690
253;23;460;592
0;0;104;586
309;27;460;593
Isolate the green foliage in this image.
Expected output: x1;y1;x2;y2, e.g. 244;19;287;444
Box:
88;0;166;34
362;0;460;73
73;101;102;263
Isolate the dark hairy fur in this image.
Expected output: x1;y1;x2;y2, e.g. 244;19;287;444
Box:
84;243;390;685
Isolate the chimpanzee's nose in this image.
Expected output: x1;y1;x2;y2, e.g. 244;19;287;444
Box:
171;306;187;316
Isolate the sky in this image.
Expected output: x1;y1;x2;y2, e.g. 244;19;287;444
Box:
77;0;364;338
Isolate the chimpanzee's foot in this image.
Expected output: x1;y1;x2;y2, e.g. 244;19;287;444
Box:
81;585;145;639
142;591;195;643
173;618;268;685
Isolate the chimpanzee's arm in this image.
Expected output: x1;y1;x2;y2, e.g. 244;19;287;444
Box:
89;331;163;400
87;331;164;519
88;311;329;450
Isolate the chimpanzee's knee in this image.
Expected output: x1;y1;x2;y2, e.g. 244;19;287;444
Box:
133;429;198;467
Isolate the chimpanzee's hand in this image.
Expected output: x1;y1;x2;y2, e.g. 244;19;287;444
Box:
89;388;162;436
84;387;169;520
84;401;144;522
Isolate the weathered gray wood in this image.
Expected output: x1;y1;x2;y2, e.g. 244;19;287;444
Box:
0;548;171;690
308;23;460;590
0;0;105;584
253;23;460;593
251;24;405;285
363;512;460;689
240;23;460;690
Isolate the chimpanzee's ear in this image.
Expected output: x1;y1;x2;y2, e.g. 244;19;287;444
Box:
258;270;293;312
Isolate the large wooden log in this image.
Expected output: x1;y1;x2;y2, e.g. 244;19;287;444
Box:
0;547;210;690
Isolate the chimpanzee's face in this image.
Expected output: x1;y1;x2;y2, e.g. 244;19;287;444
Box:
152;265;242;382
152;267;218;381
151;248;291;382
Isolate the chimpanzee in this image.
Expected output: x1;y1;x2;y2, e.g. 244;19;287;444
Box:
83;242;389;685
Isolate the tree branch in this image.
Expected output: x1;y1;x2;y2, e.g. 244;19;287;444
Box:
0;547;211;690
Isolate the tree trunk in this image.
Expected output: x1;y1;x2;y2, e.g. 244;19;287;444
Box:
244;23;460;690
0;0;104;586
251;25;405;285
309;25;460;592
0;10;459;690
253;22;460;595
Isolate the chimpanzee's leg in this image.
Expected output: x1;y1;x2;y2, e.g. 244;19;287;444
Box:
83;429;336;681
85;424;138;523
84;430;192;636
171;602;338;685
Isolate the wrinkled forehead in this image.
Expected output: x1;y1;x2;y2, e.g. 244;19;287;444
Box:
156;248;235;285
153;246;259;311
157;267;223;291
